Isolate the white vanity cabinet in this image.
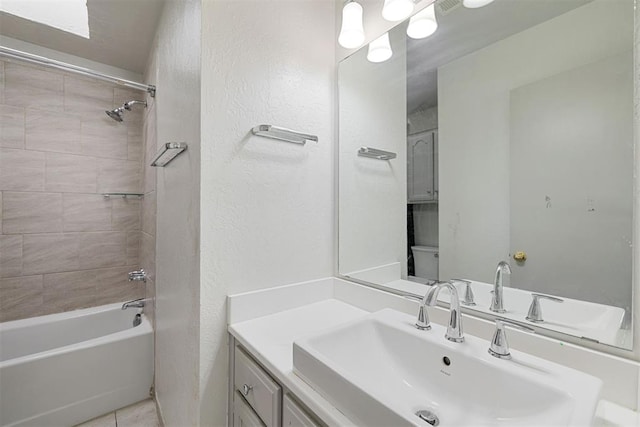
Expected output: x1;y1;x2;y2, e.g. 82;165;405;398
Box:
407;129;438;203
230;340;324;427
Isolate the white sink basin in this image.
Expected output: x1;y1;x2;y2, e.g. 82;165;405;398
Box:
293;308;602;426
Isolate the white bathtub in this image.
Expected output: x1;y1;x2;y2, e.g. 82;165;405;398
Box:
0;303;154;427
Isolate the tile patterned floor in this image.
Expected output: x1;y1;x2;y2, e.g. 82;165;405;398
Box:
75;399;160;427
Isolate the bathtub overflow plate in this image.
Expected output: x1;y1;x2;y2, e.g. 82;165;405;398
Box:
416;409;439;426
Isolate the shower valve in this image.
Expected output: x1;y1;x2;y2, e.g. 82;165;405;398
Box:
128;269;147;283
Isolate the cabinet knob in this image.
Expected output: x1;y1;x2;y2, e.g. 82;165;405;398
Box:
242;384;253;396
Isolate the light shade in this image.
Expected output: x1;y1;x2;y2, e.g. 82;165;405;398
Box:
382;0;415;22
338;1;365;49
463;0;495;8
367;33;393;63
407;4;438;39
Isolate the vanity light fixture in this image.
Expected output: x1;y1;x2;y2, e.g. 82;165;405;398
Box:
367;32;393;63
382;0;416;22
462;0;495;8
338;0;366;49
407;3;438;39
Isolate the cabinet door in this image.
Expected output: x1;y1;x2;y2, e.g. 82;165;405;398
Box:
234;392;266;427
283;395;321;427
408;131;435;202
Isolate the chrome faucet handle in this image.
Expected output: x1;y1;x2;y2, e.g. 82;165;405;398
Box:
489;318;535;359
128;269;147;283
451;279;475;306
406;292;432;331
526;293;564;323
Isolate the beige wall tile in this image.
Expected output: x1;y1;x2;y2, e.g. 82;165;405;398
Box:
26;109;81;153
126;231;141;265
63;194;112;232
97;159;142;194
127;123;144;161
94;266;144;305
141;191;156;236
0;191;3;223
0;275;43;322
64;75;114;119
0;61;5;103
23;233;79;275
143;108;157;193
81;120;128;159
0;105;25;149
2;192;63;234
140;232;155;282
0;148;45;191
0;235;22;278
45;152;97;193
43;270;97;313
112;197;141;231
78;232;126;270
4;63;64;112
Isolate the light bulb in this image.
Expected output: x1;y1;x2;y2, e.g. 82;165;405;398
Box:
338;1;365;49
367;32;393;63
462;0;495;8
406;4;437;39
382;0;415;22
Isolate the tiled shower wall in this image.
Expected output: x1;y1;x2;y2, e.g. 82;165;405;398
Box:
0;60;147;322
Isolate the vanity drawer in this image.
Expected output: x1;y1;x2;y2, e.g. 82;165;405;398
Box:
283;394;322;427
234;392;265;427
234;345;282;427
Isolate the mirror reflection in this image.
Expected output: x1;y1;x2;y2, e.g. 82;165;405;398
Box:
338;0;634;350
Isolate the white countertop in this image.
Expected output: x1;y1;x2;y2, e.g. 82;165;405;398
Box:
227;277;640;427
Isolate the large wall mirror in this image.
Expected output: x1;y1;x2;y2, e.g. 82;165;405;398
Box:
338;0;635;350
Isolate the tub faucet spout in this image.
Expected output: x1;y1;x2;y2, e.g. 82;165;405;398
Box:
122;298;145;310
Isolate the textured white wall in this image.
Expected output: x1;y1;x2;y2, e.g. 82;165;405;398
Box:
438;0;632;284
338;27;407;279
144;0;201;425
199;1;335;425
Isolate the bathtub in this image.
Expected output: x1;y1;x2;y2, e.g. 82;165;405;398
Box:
0;303;154;427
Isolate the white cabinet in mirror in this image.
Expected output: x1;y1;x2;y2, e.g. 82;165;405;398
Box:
337;0;635;350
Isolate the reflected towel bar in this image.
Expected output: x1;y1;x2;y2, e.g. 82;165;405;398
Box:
358;147;397;160
150;142;188;167
251;125;318;145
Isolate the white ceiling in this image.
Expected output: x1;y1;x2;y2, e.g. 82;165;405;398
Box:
0;0;164;73
407;0;593;113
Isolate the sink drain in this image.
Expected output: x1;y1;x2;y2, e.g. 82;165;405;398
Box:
416;409;439;426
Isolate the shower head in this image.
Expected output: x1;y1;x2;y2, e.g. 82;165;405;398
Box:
105;100;147;122
105;107;124;122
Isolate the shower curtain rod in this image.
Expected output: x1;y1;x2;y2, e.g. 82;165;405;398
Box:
0;46;156;97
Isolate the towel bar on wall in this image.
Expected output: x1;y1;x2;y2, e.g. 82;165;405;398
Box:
150;142;188;167
357;147;397;160
251;125;318;145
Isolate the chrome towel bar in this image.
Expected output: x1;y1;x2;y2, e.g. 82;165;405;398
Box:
251;125;318;145
358;147;397;160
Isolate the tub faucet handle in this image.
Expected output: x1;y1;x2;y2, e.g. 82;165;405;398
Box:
128;269;147;283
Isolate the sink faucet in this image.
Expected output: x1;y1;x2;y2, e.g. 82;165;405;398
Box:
417;281;464;343
490;261;511;313
122;298;145;310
